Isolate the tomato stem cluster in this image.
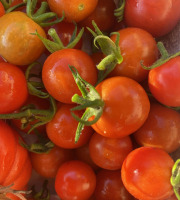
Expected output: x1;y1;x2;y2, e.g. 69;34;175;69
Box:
114;0;125;22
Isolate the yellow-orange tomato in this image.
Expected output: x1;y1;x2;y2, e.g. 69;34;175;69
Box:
0;11;46;66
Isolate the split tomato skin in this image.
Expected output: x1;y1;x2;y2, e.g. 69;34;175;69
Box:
121;147;174;200
0;120;32;198
0;62;28;114
91;76;150;138
109;27;159;82
42;48;97;104
0;11;46;66
148;56;180;107
124;0;180;37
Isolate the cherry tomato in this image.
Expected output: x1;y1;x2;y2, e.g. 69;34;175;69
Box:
148;56;180;107
42;48;97;104
44;21;83;50
91;76;150;138
0;11;46;66
94;169;135;200
121;147;174;200
0;120;32;199
30;145;74;178
0;62;28;114
0;2;5;17
55;160;96;200
47;0;98;22
79;0;116;32
109;27;159;82
46;103;94;149
124;0;180;37
89;132;133;170
133;102;180;153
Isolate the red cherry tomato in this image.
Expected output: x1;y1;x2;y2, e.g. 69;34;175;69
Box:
148;56;180;107
94;169;135;200
0;62;28;114
109;27;159;82
0;120;32;199
55;160;96;200
79;0;116;32
121;147;174;200
89;132;133;170
47;0;98;22
0;2;5;17
46;103;94;149
124;0;180;37
42;48;97;104
133;102;180;153
30;145;74;178
91;76;150;138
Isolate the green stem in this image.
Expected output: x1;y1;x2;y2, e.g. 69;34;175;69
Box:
171;159;180;200
0;0;12;10
69;66;104;143
114;0;126;22
141;41;180;70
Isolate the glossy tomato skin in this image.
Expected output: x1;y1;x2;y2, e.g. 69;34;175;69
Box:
148;56;180;107
0;62;28;114
47;0;98;22
94;169;134;200
89;132;133;170
46;103;94;149
91;76;150;138
30;145;74;178
0;120;32;199
133;102;180;153
55;160;96;200
109;27;159;82
79;0;116;32
121;147;174;200
0;11;46;66
42;48;97;104
124;0;180;37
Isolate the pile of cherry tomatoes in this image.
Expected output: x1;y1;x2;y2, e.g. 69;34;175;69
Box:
0;0;180;199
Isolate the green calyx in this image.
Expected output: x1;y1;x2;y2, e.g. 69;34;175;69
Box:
0;0;26;12
114;0;126;22
33;24;84;53
171;159;180;199
0;62;57;134
141;41;180;70
69;66;104;143
26;0;64;27
87;21;123;85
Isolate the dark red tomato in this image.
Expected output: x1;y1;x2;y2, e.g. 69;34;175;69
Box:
91;76;150;138
74;142;100;172
55;160;96;200
47;0;98;22
0;11;46;66
30;145;74;178
121;147;174;200
109;27;159;82
89;132;133;170
124;0;180;37
0;55;5;62
148;56;180;107
133;102;180;153
79;0;116;32
0;120;32;200
94;169;135;200
46;103;94;149
91;51;104;66
42;48;97;104
0;62;28;114
12;95;50;134
44;21;83;51
0;2;5;17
